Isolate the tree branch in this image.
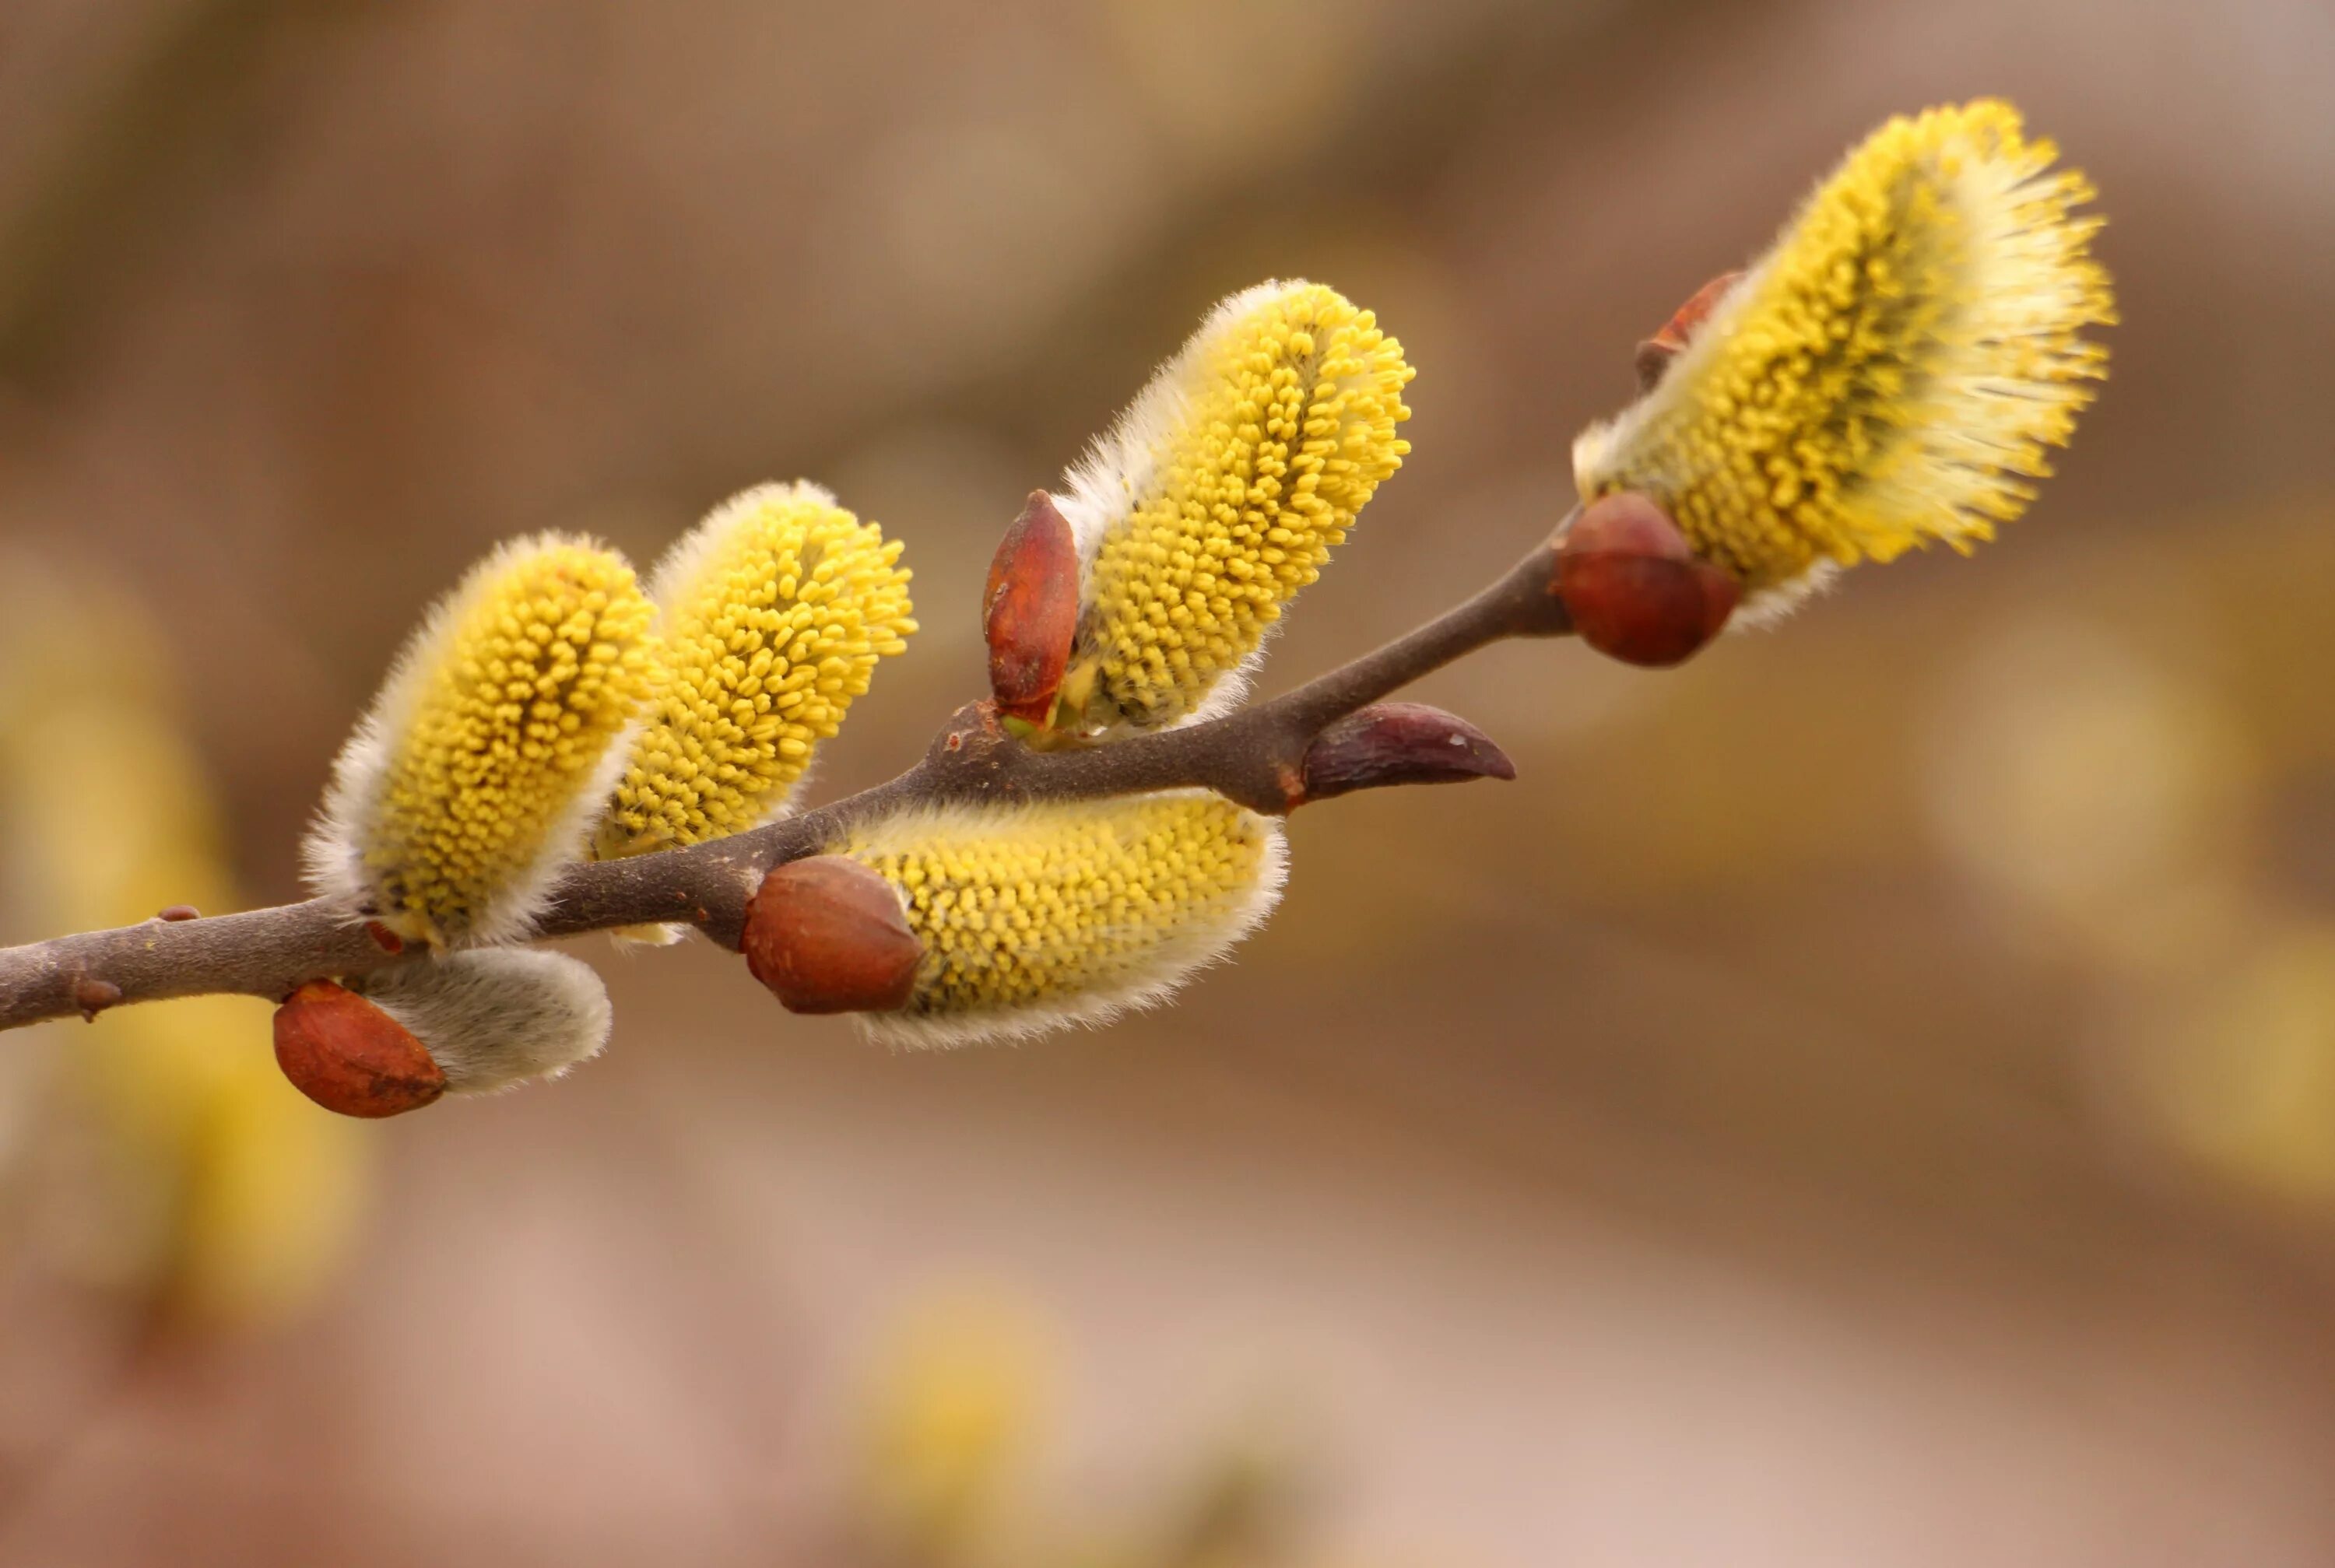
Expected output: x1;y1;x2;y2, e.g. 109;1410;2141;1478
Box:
0;526;1573;1033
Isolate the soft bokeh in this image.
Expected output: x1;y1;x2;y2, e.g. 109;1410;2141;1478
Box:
2;2;2333;1563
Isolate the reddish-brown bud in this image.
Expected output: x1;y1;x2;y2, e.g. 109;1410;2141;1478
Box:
983;490;1081;725
1556;492;1739;667
743;855;924;1015
72;976;122;1019
1634;270;1744;392
1298;703;1515;806
272;979;445;1118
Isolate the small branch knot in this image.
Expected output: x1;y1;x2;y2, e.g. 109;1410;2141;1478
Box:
72;976;123;1020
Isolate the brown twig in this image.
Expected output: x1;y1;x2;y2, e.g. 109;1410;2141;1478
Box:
0;527;1573;1033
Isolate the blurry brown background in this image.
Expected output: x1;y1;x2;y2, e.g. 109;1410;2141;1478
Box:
3;1;2335;1563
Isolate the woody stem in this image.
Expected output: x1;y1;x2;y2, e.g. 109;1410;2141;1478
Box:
0;523;1572;1032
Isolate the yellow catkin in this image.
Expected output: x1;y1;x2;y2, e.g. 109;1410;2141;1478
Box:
836;792;1285;1046
599;482;916;857
1574;100;2115;600
0;551;366;1329
855;1290;1052;1556
1057;280;1413;730
309;534;658;946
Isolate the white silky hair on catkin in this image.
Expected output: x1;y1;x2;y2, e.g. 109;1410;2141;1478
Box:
1733;559;1842;630
300;531;650;948
1052;282;1312;585
1569;250;1771;531
856;808;1290;1051
644;479;838;616
605;921;690;948
355;947;613;1094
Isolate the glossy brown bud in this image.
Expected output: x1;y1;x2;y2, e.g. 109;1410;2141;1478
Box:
1298;703;1515;806
743;855;924;1015
983;490;1081;725
272;979;445;1118
1634;270;1744;392
1557;492;1739;667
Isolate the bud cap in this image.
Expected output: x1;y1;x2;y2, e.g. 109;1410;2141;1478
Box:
273;979;448;1119
983;492;1080;725
743;854;925;1014
1634;271;1744;392
1556;492;1739;668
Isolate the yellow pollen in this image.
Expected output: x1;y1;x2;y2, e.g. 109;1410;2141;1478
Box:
1062;280;1413;729
599;483;917;856
837;793;1282;1044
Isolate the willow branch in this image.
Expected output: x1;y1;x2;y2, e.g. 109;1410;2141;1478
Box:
0;526;1573;1033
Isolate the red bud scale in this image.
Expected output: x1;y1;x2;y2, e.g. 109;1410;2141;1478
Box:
1556;492;1739;667
272;979;446;1118
743;855;925;1015
983;491;1081;726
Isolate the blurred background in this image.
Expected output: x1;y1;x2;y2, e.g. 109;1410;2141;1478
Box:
2;0;2333;1563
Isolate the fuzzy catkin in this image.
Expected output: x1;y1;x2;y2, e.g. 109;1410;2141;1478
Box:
599;482;916;857
1053;280;1413;731
1573;100;2114;612
354;947;613;1094
305;535;658;947
834;792;1286;1047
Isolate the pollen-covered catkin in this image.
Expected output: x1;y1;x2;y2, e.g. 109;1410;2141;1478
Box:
1054;280;1413;731
353;947;613;1094
834;791;1286;1047
1573;100;2114;614
599;482;916;857
304;535;658;947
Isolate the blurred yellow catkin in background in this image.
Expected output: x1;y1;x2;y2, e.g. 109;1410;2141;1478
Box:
855;1285;1055;1565
848;1282;1362;1568
0;550;365;1328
